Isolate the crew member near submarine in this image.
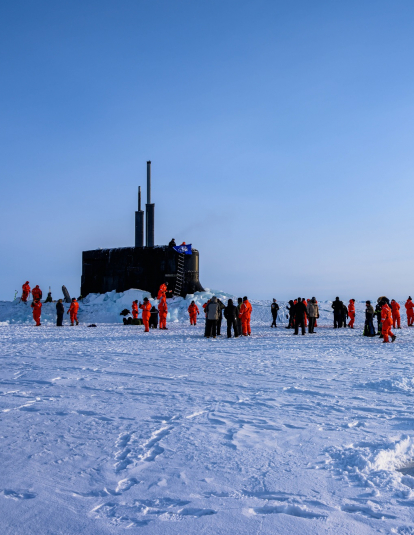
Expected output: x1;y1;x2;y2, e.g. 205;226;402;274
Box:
157;282;168;300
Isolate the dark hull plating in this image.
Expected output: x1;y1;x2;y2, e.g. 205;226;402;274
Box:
81;246;203;298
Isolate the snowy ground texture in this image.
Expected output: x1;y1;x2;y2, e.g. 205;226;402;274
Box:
2;290;414;534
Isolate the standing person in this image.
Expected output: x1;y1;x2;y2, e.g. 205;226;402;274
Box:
205;296;220;338
236;298;243;336
203;299;210;336
132;300;139;320
157;282;168;300
391;299;401;329
306;297;319;333
67;298;79;326
149;306;159;328
188;301;199;325
286;300;295;328
364;301;376;336
224;299;239;338
341;304;348;328
239;296;252;336
314;299;319;328
32;285;42;301
331;297;343;328
302;299;308;328
31;299;42;326
348;299;356;328
405;297;414;326
293;297;307;335
375;300;383;337
139;297;151;332
381;300;396;343
158;296;168;330
56;299;64;326
21;281;30;303
216;299;226;336
271;299;279;327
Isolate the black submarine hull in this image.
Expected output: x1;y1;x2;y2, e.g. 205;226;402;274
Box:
81;246;204;298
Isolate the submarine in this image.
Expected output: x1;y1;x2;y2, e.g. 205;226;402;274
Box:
80;161;204;298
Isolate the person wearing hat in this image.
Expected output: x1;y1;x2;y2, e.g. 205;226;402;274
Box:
67;298;79;326
271;299;279;328
239;296;252;336
306;297;319;334
331;297;344;328
405;297;414;327
31;299;42;326
224;299;239;338
364;301;375;336
188;301;199;325
293;297;307;335
139;297;152;332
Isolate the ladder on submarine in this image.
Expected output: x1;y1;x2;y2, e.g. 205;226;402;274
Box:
173;253;185;297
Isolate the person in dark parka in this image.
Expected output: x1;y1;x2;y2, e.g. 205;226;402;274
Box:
205;296;221;338
236;297;243;337
224;299;239;338
286;300;295;328
375;301;383;336
56;299;64;326
293;297;307;335
149;306;159;328
341;304;348;328
364;301;376;336
271;299;279;327
331;297;344;328
216;299;226;336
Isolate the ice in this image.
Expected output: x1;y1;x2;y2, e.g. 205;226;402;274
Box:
1;292;414;533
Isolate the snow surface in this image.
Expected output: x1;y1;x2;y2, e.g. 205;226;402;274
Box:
1;291;414;534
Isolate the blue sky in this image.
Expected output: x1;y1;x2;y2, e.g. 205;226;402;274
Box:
1;0;414;301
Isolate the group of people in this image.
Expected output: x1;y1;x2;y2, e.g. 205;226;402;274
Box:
201;296;252;338
283;297;320;335
129;291;253;339
20;281;414;344
21;281;79;327
279;295;414;343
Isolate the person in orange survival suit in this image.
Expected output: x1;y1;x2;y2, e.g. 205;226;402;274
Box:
391;299;401;329
381;299;396;343
132;300;139;319
348;299;356;328
140;297;151;332
302;299;308;327
239;296;252;336
31;285;42;301
67;297;79;326
188;301;200;325
158;296;168;330
405;297;414;327
21;281;30;302
157;282;168;300
31;299;42;326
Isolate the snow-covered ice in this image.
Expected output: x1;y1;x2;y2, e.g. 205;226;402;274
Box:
1;291;414;534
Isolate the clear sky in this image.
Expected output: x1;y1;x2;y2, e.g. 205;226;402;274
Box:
1;0;414;301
